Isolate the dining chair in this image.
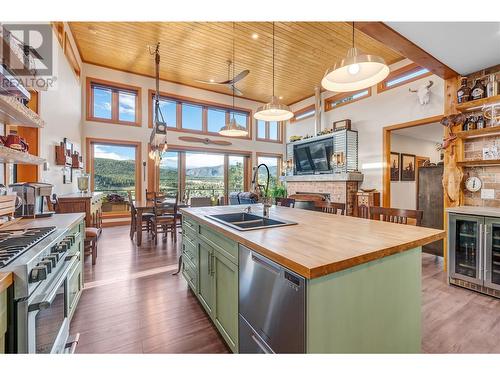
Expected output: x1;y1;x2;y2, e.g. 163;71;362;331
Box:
315;201;346;215
370;206;423;226
151;192;179;245
275;197;296;208
127;191;153;241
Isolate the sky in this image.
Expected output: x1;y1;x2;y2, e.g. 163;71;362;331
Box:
160;152;245;169
94;144;135;160
93;88;135;122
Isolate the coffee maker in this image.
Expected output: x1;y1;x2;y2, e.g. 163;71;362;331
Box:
9;182;55;218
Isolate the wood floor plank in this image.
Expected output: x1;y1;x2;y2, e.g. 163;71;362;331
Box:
70;226;500;354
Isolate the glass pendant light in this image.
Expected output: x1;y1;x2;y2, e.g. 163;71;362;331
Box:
321;22;390;93
254;22;293;122
219;23;249;137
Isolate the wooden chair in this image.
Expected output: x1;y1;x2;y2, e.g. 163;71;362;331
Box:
127;191;153;240
151;192;179;245
51;194;100;265
315;201;346;215
275;198;295;208
370;206;423;226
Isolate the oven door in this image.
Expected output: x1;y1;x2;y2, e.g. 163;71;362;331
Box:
18;254;79;353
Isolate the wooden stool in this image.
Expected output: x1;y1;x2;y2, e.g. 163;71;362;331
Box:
85;227;101;265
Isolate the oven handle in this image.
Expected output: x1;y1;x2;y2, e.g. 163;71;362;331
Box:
28;253;79;312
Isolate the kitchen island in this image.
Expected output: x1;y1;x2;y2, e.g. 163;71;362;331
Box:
180;204;444;354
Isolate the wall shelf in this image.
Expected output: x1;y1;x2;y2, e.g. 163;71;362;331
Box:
456;95;500;112
456;126;500;139
457;159;500;167
0;95;44;128
0;145;45;165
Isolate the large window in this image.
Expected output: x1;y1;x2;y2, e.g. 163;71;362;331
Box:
156;149;249;204
257;154;281;192
86;78;141;126
291;104;315;123
256;120;283;143
149;91;251;138
89;140;141;216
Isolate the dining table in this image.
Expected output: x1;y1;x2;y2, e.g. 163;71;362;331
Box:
131;198;189;246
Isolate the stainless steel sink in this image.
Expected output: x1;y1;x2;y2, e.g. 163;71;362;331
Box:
206;212;297;231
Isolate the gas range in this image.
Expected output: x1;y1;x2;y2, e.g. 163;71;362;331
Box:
0;227;57;267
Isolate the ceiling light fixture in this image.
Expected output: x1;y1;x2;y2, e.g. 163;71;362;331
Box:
251;33;259;40
254;22;294;122
219;23;249;137
321;22;389;93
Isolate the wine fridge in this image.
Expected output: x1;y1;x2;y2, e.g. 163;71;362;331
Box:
449;213;500;297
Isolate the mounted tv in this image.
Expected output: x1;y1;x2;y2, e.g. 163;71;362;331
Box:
293;137;333;175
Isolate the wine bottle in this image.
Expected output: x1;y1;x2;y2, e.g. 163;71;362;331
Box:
457;77;471;103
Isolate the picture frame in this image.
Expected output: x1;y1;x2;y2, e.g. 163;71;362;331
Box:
63;166;72;184
401;153;416;181
390;152;400;181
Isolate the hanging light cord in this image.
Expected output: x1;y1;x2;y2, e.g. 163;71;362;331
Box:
272;22;275;98
352;21;355;48
232;22;235;111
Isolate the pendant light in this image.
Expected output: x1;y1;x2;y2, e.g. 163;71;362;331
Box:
149;42;168;166
321;22;389;93
219;23;249;137
254;22;293;122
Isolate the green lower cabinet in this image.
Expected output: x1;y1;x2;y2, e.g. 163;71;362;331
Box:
213;251;239;353
0;289;7;354
197;239;215;316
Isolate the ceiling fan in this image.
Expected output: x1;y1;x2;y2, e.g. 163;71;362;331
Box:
195;59;249;96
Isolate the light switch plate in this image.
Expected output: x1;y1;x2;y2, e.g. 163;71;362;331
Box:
481;189;495;200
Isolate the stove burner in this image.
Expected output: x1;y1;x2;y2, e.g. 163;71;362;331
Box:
0;227;56;267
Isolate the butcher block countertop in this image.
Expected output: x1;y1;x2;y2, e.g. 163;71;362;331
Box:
0;272;12;293
181;205;445;279
7;213;85;231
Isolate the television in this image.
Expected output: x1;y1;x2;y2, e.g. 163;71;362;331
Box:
293;137;333;174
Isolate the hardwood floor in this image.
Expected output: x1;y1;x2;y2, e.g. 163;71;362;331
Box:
71;226;500;353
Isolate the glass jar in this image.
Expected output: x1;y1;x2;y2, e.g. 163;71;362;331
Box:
77;174;90;193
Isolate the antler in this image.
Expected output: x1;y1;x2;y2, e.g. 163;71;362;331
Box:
426;80;434;89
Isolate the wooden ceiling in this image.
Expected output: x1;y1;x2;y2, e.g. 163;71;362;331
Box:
69;22;404;105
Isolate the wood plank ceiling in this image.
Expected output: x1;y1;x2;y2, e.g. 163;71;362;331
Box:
69;22;404;105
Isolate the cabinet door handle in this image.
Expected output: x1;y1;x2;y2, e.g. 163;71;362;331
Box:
207;251;211;275
484;224;490;281
211;253;215;275
478;223;483;280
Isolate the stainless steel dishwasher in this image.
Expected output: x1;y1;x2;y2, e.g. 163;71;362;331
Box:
239;244;306;353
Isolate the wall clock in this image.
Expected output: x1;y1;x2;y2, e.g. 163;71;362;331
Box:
465;176;482;192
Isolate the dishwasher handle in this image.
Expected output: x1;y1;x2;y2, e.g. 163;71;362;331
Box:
251;252;281;275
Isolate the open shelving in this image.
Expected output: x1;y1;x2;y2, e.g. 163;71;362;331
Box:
457;159;500;167
0;95;44;128
456;125;500;139
456;95;500;112
0;145;45;165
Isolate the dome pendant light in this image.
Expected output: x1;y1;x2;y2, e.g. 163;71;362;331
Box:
254;22;294;122
219;23;249;137
321;22;390;93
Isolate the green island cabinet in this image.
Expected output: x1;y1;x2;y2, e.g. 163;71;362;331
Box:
182;215;422;353
1;287;7;353
182;216;239;353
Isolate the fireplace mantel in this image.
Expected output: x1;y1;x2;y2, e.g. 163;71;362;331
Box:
284;172;363;183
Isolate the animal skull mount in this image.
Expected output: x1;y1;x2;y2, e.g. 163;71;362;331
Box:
409;80;434;105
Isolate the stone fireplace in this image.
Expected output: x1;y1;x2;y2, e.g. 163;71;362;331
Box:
285;173;362;216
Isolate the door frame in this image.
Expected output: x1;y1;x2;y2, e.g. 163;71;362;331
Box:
382;115;443;207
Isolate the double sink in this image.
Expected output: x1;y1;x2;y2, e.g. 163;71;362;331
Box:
206;212;297;231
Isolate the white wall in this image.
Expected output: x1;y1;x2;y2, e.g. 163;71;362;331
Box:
287;59;444;191
38;23;83;195
82;63;285;181
390;133;441;210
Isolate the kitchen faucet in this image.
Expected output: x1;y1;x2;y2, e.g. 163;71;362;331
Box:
251;163;272;218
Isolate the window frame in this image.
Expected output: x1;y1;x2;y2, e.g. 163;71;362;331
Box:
256;152;283;189
147;90;252;140
377;63;432;94
324;87;372;112
86;77;142;127
291;104;315;123
255;119;284;143
85;137;142;218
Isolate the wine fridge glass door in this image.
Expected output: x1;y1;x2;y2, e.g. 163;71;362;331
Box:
484;219;500;291
449;214;483;284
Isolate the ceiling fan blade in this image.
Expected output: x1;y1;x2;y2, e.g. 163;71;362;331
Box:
231;86;244;96
230;70;250;84
194;79;224;85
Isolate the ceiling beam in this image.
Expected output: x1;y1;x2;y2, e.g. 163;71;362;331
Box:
355;22;459;80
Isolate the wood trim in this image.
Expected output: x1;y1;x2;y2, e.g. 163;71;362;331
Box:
167;144;252;156
256;152;284;178
255;120;285;144
382;115;444;207
146;89;252;140
324;87;372;112
64;32;81;80
16;90;41;182
377;62;433;94
291;104;315;123
101;220;130;228
85;137;142;202
86;77;142;127
354;22;458;80
51;22;64;48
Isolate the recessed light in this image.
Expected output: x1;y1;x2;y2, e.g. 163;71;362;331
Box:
251;33;259;40
279;96;283;100
209;79;215;83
